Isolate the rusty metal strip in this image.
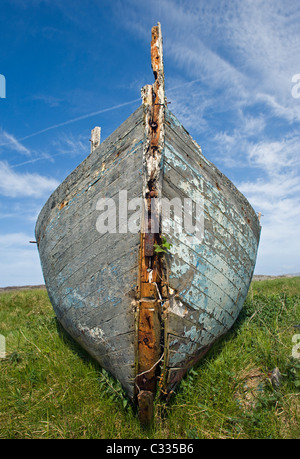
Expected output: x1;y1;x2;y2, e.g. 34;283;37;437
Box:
136;22;166;425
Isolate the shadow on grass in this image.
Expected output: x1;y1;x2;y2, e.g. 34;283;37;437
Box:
53;317;137;414
54;317;102;369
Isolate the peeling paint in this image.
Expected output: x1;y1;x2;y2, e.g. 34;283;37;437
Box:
169;296;188;318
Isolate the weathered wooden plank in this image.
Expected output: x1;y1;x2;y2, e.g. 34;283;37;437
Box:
165;285;235;340
39;138;144;256
166;336;206;369
53;252;138;325
165;306;230;370
164;129;259;252
41;224;137;296
165;229;243;301
162;181;255;289
55;262;138;324
165;109;260;243
59;244;138;300
162;161;257;272
161;191;255;296
73;328;136;398
48;187;143;283
41;232;139;311
163;142;259;262
164;308;214;343
164;260;236;325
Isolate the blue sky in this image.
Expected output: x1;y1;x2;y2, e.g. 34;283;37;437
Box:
0;0;300;287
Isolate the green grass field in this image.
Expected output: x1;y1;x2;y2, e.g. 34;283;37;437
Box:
0;277;299;439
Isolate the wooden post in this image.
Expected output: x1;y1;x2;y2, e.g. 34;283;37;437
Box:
90;126;101;152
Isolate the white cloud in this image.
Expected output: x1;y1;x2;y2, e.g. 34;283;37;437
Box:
0;161;59;198
0;232;33;247
239;175;300;203
0;232;44;287
0;129;31;155
247;138;300;175
255;93;300;123
117;0;300;127
236;135;300;275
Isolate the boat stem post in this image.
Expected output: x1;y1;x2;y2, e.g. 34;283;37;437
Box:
136;22;166;425
137;390;154;426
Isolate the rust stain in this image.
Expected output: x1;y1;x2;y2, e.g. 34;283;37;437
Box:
150;24;164;158
136;232;162;394
58;200;69;210
144;232;155;257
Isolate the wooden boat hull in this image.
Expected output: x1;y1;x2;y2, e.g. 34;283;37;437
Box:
36;107;145;399
35;23;260;422
162;109;260;393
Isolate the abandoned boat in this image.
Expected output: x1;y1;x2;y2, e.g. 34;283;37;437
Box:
35;23;260;423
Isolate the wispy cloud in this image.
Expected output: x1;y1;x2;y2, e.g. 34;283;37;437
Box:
10;133;90;168
52;132;89;157
32;94;63;107
116;0;300;129
255;93;300;123
0;160;59;198
17;98;140;143
247;138;300;175
0;232;33;247
0;129;31;155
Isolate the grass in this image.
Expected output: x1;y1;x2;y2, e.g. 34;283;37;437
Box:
0;278;299;439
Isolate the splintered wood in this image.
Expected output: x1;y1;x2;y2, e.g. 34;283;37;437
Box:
136;22;165;425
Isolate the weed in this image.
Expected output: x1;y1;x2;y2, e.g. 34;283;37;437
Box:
154;236;173;254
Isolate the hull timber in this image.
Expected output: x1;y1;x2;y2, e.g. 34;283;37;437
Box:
35;23;260;422
162;108;260;392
